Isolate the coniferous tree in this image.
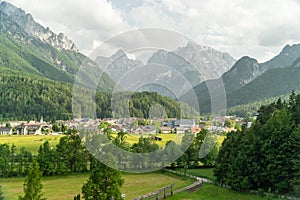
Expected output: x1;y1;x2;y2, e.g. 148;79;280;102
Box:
19;160;46;200
214;92;300;195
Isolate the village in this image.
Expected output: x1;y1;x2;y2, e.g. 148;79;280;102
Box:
0;116;252;136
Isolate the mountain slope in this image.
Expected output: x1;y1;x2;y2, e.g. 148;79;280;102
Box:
180;44;300;113
0;1;114;90
0;1;78;51
0;74;198;120
227;59;300;107
260;44;300;72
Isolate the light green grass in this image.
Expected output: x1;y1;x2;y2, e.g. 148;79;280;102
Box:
0;135;63;154
112;133;183;147
169;184;282;200
0;171;192;200
186;168;215;180
173;167;215;181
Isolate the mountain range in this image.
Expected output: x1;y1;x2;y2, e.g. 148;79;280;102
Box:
180;44;300;114
1;1;300;118
96;41;236;97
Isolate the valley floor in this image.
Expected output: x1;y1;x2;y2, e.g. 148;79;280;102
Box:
0;171;192;200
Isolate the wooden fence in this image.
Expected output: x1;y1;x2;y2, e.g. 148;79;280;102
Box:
133;184;174;200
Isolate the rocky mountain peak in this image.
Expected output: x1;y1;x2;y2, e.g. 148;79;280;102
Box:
222;56;260;89
184;40;208;51
280;44;300;57
260;43;300;72
175;41;236;81
0;1;78;52
111;49;127;60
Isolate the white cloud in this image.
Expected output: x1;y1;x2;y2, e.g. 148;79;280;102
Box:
7;0;129;54
5;0;300;62
127;1;176;28
125;0;300;61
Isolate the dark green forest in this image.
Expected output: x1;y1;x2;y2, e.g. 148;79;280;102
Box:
214;92;300;197
0;74;198;121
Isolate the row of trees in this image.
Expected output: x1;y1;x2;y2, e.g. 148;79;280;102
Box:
1;129;219;179
85;124;220;171
214;92;300;196
0;144;32;177
0;131;100;178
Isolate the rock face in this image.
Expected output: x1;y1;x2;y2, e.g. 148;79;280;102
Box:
148;41;236;85
96;50;144;84
96;41;236;97
0;1;78;51
175;41;236;80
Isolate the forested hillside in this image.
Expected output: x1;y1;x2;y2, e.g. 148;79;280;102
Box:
0;74;198;121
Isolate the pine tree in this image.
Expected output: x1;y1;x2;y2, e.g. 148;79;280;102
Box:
19;160;46;200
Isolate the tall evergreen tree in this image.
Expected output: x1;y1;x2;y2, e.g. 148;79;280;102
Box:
19;160;46;200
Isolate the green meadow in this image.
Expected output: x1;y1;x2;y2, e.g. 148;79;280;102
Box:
169;184;283;200
0;135;63;153
1;171;192;200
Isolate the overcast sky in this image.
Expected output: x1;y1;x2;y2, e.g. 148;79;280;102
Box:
6;0;300;62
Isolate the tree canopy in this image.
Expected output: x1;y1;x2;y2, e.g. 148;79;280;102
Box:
214;92;300;196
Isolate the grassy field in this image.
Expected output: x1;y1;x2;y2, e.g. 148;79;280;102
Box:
0;134;182;153
186;168;215;180
0;171;192;200
173;167;215;181
114;133;225;148
119;133;183;147
0;133;225;153
0;135;63;153
169;184;283;200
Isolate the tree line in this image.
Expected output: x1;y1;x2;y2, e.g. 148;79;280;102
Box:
0;128;218;178
214;92;300;197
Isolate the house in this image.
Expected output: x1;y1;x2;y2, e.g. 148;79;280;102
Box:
16;125;27;135
112;125;122;132
175;127;185;134
160;127;172;134
141;125;156;134
190;127;201;133
133;126;143;134
0;127;12;135
174;119;195;130
26;124;42;135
